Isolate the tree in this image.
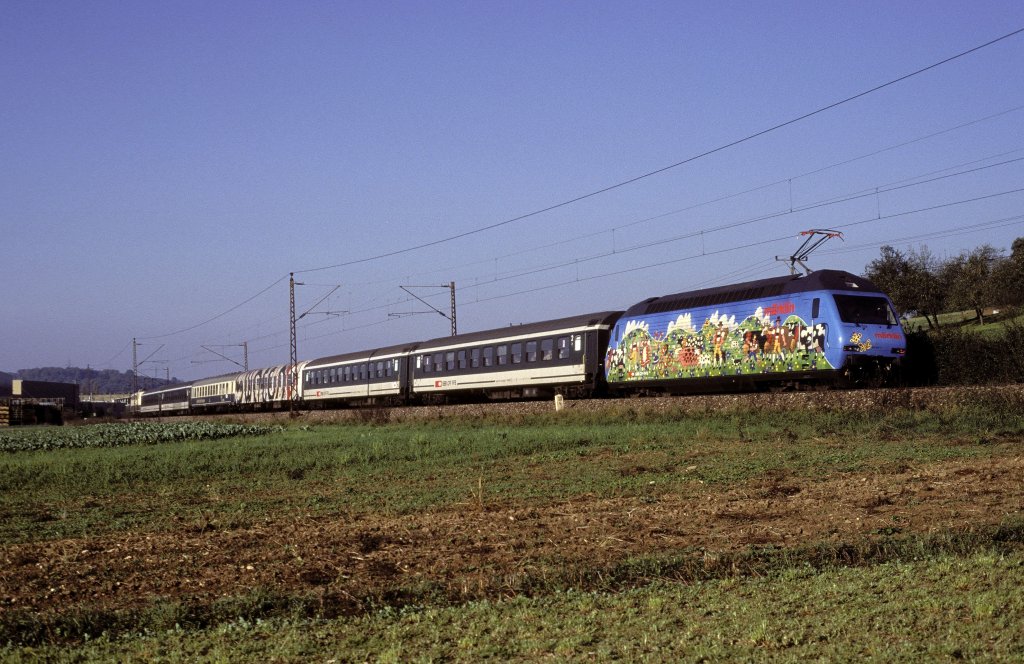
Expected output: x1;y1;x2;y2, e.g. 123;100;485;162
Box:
865;246;911;314
943;245;1001;325
865;245;948;329
906;247;947;329
865;244;948;329
989;237;1024;308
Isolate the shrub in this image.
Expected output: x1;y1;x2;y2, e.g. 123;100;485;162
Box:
904;323;1024;386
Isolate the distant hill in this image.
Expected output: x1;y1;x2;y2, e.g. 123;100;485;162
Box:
3;367;180;394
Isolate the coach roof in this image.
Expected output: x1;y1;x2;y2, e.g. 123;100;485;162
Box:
416;311;623;351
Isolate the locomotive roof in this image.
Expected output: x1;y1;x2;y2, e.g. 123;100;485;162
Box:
624;270;884;317
416;311;623;351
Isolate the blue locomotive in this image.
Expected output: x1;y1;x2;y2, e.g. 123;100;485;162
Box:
605;270;905;394
133;269;905;413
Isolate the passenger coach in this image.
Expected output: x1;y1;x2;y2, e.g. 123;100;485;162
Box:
302;342;419;406
190;372;240;412
137;382;193;415
411;311;622;402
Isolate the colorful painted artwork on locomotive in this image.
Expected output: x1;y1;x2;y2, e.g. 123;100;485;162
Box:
606;305;831;382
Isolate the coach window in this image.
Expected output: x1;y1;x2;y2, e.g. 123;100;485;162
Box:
446;351;455;371
557;336;570;359
385;361;393;378
511;342;522;364
471;348;481;368
421;355;431;373
458;349;467;369
497;345;508;365
541;338;554;361
483;347;494;367
433;353;443;372
374;361;382;378
526;341;537;362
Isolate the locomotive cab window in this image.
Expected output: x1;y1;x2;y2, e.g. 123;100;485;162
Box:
833;294;897;326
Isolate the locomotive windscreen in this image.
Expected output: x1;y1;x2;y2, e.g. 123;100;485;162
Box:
832;294;898;325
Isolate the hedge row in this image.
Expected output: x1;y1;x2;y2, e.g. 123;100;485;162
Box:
903;323;1024;386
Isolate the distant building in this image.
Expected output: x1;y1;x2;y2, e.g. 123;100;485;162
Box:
11;379;79;408
1;380;81;426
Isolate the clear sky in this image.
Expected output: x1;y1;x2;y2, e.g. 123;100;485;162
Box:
2;1;1023;381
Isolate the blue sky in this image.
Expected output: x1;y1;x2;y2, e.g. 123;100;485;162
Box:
2;1;1023;380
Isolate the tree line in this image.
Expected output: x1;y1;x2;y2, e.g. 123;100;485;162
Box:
865;237;1024;328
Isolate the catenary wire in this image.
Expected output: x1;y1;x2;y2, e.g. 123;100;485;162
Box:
292;27;1024;277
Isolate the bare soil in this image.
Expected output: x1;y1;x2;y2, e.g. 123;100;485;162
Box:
3;454;1021;616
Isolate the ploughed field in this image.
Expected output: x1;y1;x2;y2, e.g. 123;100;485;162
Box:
2;386;1023;661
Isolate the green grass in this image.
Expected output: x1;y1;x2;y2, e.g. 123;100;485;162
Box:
3;402;1023;658
2;404;1020;544
904;308;1024;336
6;545;1022;662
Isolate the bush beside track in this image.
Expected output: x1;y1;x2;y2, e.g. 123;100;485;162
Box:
903;322;1024;385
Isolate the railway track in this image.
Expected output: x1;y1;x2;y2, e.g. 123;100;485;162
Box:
140;383;1024;426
